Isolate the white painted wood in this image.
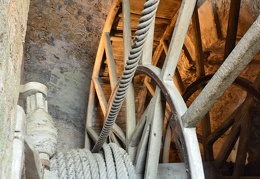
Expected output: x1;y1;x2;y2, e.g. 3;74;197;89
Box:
144;89;163;179
129;109;147;147
161;0;197;81
164;81;204;179
141;17;155;65
134;101;155;173
122;0;136;155
134;121;150;174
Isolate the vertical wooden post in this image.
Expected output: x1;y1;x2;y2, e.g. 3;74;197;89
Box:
122;0;137;157
191;6;205;78
223;0;241;59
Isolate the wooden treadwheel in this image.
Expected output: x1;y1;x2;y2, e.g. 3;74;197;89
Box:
84;0;260;178
179;74;260;177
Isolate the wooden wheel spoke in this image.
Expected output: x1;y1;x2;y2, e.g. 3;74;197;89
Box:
112;123;126;146
104;32;118;89
161;0;197;81
233;72;260;176
122;0;136;147
93;78;108;116
206;105;242;146
143;91;164;178
134;118;151;174
129;107;148;147
109;132;120;146
162;122;172;163
215;119;241;169
86;127;99;143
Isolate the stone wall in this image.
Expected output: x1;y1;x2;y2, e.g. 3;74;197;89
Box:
0;0;30;178
23;0;112;150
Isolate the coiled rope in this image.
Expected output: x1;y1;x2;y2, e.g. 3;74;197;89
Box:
50;143;136;179
92;0;160;153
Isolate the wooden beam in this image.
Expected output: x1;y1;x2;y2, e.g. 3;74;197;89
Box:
162;122;172;163
223;0;241;59
122;0;136;154
191;6;205;78
161;0;196;81
162;40;185;93
214;118;241;169
200;113;213;161
206;106;240;145
93;77;108;116
104;32;118;89
112;123;126;146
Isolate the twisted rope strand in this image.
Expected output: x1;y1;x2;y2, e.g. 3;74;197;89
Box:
92;0;160;153
50;144;136;178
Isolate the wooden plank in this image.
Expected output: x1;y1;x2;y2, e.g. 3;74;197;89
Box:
112;123;126;145
161;0;197;81
161;9;180;43
122;0;136;154
93;77;108;116
141;17;155;65
134;119;151;174
191;6;205;78
152;43;164;66
129;108;147;147
162;123;172;163
182;15;260;127
144;91;164;178
200;113;213;161
117;13;170;31
183;44;195;65
223;0;241;59
104;32;118;89
86;127;99;142
144;79;155;96
130;0;181;20
161;15;185;93
164;80;204;178
174;67;185;93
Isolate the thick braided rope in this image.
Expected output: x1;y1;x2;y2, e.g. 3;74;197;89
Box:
110;143;128;179
56;151;67;178
92;0;160;153
103;144;117;179
71;150;84;179
93;153;107;179
84;149;99;178
119;147;136;179
50;155;57;171
65;151;76;179
79;149;92;178
50;144;136;178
